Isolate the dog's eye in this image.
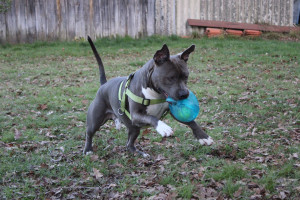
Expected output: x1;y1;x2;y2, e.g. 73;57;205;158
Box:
167;76;176;83
182;75;188;81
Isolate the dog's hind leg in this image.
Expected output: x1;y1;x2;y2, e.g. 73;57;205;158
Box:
83;99;112;155
84;127;98;155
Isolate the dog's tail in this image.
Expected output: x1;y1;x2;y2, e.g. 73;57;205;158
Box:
87;36;107;85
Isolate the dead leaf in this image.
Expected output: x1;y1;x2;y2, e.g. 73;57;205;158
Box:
40;163;49;169
166;192;178;200
233;187;243;197
59;146;64;152
37;104;48;110
93;168;103;179
45;131;56;139
248;182;259;189
189;156;197;162
81;100;89;105
279;191;287;199
251;128;257;136
142;128;151;136
181;162;188;169
108;183;117;188
14;128;22;140
292;153;298;159
250;194;262;200
90;155;99;161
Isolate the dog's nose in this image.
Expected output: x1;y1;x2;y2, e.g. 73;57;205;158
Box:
178;90;189;100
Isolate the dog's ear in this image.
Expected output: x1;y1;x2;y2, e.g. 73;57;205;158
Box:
153;44;170;65
181;45;195;62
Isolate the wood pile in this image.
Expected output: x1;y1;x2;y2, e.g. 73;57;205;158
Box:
205;28;262;37
244;30;262;36
226;29;243;36
205;28;223;37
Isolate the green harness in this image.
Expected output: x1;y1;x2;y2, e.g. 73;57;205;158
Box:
118;73;167;120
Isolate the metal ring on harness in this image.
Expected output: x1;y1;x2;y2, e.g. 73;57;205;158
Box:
118;108;124;116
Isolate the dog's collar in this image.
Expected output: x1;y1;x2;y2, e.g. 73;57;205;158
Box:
118;73;166;120
147;66;161;94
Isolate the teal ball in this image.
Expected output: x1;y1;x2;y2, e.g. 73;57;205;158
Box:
166;90;200;122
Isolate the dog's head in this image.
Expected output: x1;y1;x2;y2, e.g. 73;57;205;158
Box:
151;44;195;100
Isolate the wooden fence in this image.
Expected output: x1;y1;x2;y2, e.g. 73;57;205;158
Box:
0;0;295;44
157;0;294;36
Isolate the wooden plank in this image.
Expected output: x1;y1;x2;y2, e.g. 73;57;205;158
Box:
74;0;84;38
93;0;102;38
82;0;89;37
67;0;75;40
218;0;224;21
6;0;17;43
141;0;147;36
207;0;212;21
188;19;300;33
285;0;291;26
25;0;37;43
118;0;127;36
199;0;205;20
35;0;47;41
273;0;279;25
0;12;6;44
46;0;58;40
169;0;175;35
102;0;108;37
213;0;220;21
113;0;119;37
145;0;155;36
127;0;135;37
59;0;68;40
88;0;94;39
280;0;285;26
176;0;182;35
223;0;230;21
15;0;26;43
100;0;107;37
109;0;115;37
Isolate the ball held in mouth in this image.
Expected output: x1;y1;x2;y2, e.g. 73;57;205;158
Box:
166;90;200;122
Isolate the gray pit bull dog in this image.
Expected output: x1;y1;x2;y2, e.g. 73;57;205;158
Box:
83;36;213;157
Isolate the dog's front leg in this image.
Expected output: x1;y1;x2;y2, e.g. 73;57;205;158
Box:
131;113;173;137
126;126;150;158
126;113;172;158
182;120;214;145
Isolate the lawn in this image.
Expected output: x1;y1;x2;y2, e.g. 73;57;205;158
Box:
0;35;299;199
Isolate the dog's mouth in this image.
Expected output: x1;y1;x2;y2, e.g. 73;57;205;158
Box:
163;91;168;98
158;88;168;98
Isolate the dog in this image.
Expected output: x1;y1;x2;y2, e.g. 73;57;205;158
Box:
83;36;213;157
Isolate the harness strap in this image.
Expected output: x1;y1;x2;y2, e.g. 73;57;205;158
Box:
118;73;166;120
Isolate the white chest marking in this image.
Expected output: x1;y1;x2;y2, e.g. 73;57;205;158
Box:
142;87;169;118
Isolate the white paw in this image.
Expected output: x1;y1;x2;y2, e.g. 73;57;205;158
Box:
199;136;214;146
156;120;173;137
114;118;121;130
86;151;93;155
141;152;150;158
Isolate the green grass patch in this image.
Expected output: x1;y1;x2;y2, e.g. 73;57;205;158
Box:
1;35;299;199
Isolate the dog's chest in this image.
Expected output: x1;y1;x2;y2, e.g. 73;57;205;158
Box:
142;87;169;118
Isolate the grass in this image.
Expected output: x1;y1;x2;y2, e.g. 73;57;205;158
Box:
0;35;299;199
